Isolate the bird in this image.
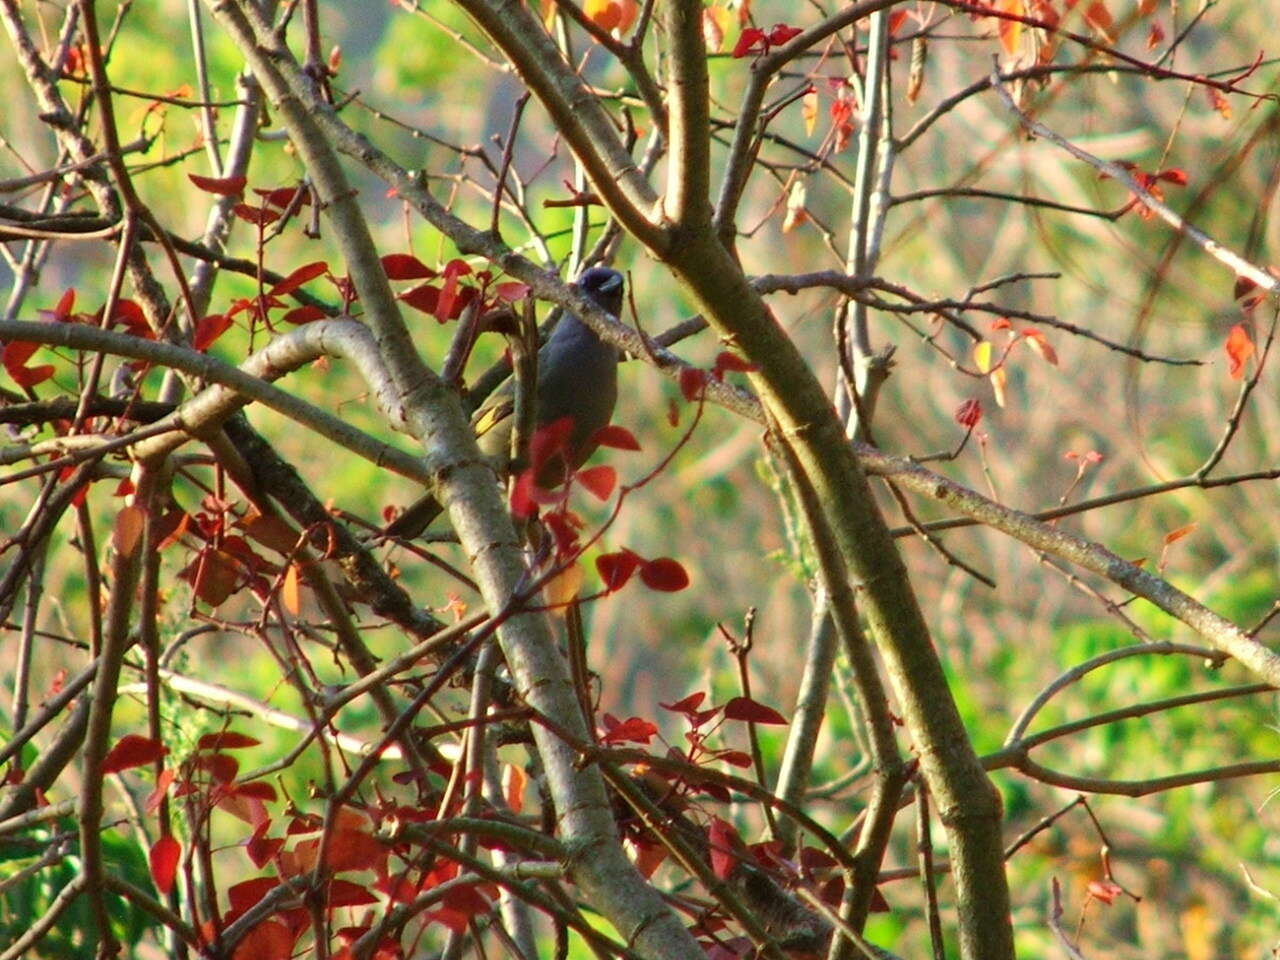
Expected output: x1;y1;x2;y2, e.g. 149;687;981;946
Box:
385;266;625;538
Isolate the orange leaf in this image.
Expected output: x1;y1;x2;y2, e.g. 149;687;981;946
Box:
997;0;1024;55
1163;523;1196;546
1084;0;1113;34
145;768;175;813
584;0;637;33
702;5;731;52
502;763;527;814
1225;323;1254;379
544;561;585;607
802;87;819;136
1022;328;1059;366
577;464;617;501
112;505;145;559
282;563;301;615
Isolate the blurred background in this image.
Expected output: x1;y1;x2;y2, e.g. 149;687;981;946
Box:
3;1;1279;956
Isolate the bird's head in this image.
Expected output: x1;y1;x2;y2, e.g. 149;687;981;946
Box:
577;266;625;317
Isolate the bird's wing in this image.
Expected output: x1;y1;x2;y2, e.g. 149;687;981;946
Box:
471;390;516;444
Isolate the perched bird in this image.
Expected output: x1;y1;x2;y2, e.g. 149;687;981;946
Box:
385;266;624;538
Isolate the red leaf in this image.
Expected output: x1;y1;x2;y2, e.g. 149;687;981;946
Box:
493;281;530;302
441;884;493;919
381;253;436;281
281;305;327;325
254;186;311;208
102;734;169;774
955;398;983;428
732;27;765;58
600;715;658;745
397;283;441;314
660;691;707;714
707;817;741;880
509;469;540;519
198;731;261;751
1225;323;1254;379
269;261;328;298
1087;879;1122;905
231;920;294;960
145;768;175;813
425;906;470;935
3;339;55;387
193;752;239;783
108;299;150;337
723;696;788;725
398;282;477;321
48;287;76;321
325;828;386;873
435;270;465;322
798;846;837;870
228;876;279;916
711;351;758;379
590;424;641;450
245;823;284;868
576;465;616;501
188;173;246;196
597;549;642;592
182;548;241;606
639;556;690;592
150;834;181;895
3;340;41;368
229;781;278;802
529;416;575;471
327;878;380;907
1234;275;1259;302
193;314;234;351
232;203;280;226
679;367;707;401
7;361;55;388
1155;167;1188;186
767;23;802;45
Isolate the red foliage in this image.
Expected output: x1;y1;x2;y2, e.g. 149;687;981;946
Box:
101;735;168;774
